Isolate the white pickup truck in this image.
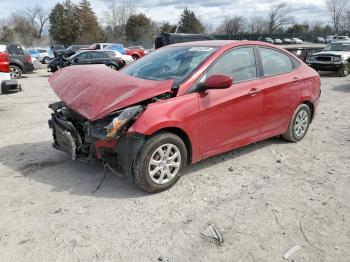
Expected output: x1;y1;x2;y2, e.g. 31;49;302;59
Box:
0;44;21;94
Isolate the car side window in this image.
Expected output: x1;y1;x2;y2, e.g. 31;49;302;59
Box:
207;47;257;82
260;47;294;76
91;52;108;59
7;45;24;55
78;52;91;60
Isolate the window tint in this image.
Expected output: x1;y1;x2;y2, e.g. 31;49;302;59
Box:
91;52;108;59
7;45;24;55
77;52;91;60
207;47;257;82
260;47;293;76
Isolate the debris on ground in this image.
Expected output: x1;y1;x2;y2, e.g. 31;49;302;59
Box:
283;245;302;260
228;166;234;172
201;224;223;244
52;208;63;214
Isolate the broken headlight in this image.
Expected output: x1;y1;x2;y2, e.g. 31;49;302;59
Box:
104;105;144;138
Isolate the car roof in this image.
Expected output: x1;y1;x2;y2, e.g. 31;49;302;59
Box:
169;40;281;49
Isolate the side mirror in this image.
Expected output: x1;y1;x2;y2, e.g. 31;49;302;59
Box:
203;74;233;90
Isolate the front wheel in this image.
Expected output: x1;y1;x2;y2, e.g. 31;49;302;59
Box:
133;132;187;193
42;57;50;64
338;64;349;77
282;104;311;142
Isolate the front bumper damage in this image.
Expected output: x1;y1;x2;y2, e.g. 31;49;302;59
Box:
48;101;146;176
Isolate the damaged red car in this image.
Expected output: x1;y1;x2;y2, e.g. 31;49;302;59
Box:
48;41;321;193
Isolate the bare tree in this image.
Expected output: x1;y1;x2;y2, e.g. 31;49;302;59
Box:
217;16;244;38
249;16;266;34
267;2;293;34
22;5;49;39
326;0;348;34
104;1;136;42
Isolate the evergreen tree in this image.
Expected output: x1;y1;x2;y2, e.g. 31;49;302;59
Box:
178;8;205;34
126;13;155;45
49;1;80;44
76;0;106;43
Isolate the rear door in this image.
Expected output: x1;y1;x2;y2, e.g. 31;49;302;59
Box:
198;46;264;156
90;52;109;64
258;47;302;134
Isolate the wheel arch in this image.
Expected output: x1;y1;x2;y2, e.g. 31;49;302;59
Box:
301;100;315;122
151;127;193;166
10;62;23;71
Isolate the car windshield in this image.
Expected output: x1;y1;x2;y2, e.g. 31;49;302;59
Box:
122;46;218;81
324;42;350;51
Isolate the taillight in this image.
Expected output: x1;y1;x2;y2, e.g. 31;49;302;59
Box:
0;52;10;73
26;54;32;64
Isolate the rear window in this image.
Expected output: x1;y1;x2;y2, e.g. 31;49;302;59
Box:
260;47;294;76
7;45;24;55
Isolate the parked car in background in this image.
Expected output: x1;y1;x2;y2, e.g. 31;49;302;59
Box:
65;45;89;56
80;43;116;51
291;38;303;44
35;47;55;64
100;50;134;65
274;38;283;44
325;35;335;43
264;37;274;44
103;44;127;54
28;48;41;60
283;38;293;44
126;46;145;60
315;37;326;44
155;33;214;49
331;36;350;42
48;50;124;73
0;44;21;94
3;43;34;79
307;41;350;77
48;40;321;192
50;45;66;57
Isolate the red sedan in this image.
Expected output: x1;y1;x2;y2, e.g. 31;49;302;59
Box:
48;41;321;193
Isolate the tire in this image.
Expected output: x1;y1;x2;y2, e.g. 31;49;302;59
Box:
108;64;118;70
132;55;139;60
10;65;22;79
282;104;311;143
133;132;187;193
42;57;50;64
338;64;349;77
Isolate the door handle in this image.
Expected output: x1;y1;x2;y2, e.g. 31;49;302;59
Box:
248;88;261;96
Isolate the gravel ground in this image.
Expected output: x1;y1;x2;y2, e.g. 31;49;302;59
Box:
0;68;349;262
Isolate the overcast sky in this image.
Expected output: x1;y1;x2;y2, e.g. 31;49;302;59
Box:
0;0;330;27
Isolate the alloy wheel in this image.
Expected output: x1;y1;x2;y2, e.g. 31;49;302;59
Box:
294;109;309;138
10;67;21;79
148;143;181;185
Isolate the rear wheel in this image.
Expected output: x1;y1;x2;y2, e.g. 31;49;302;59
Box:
133;132;187;193
132;55;139;60
338;64;349;77
108;64;118;70
10;65;22;79
282;104;311;142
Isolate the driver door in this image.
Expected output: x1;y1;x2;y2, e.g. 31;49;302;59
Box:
198;47;264;157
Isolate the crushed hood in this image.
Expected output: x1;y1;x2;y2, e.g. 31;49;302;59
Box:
49;65;174;121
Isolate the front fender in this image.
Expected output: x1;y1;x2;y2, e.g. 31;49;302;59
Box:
128;93;202;163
